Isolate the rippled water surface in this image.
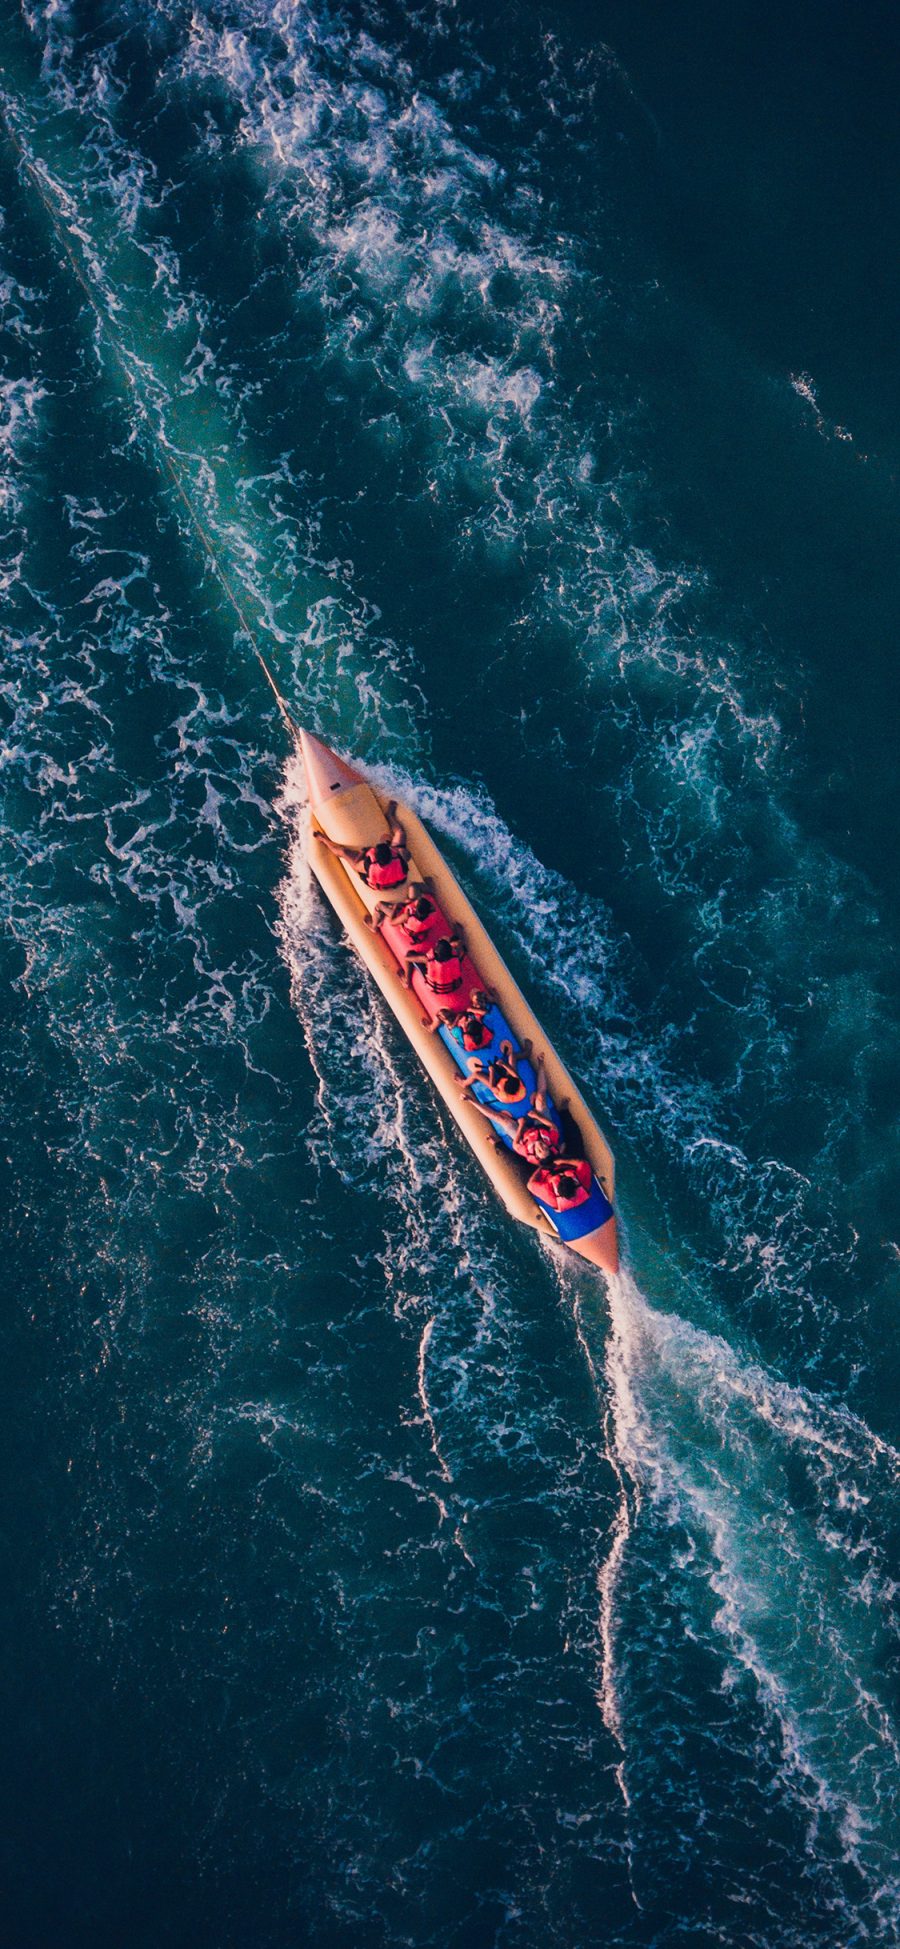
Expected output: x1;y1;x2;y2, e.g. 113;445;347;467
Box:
2;3;900;1944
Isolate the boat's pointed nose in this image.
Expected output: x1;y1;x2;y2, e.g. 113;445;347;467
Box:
299;729;366;806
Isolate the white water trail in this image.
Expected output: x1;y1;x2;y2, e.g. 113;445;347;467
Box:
416;1317;453;1488
592;1265;900;1924
275;734;900;1931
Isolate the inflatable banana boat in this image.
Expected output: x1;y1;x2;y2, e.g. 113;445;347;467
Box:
301;730;619;1276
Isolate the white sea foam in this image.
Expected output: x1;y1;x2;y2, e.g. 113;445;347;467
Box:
0;372;46;512
9;10;900;1929
0;15;877;1403
595;1268;900;1920
272;734;900;1937
19;0;884;1140
790;370;854;446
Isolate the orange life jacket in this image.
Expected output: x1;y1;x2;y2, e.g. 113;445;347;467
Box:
489;1065;526;1105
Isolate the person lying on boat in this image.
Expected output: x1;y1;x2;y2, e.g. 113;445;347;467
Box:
466;1054;561;1160
314;800;409;890
455;1038;528;1108
429;987;494;1046
470;1099;562;1163
527;1154;593;1211
401;928;466;997
367;886;438;935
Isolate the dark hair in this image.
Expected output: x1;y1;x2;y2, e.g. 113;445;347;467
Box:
433;937;453;962
374;841;394;866
470;990;490;1013
498;1074;517;1096
555;1173;579;1200
414;896;433;920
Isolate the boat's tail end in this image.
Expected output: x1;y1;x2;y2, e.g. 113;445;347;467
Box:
570;1214;619;1277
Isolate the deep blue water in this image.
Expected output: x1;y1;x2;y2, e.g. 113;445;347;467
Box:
2;4;900;1944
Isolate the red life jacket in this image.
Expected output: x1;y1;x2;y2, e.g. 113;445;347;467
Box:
529;1157;591;1209
364;847;406;889
528;1165;559;1203
424;949;462;994
459;1015;490;1051
399;900;435;940
514;1118;562;1165
550;1158;592;1210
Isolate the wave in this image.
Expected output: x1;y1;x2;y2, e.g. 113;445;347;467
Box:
10;0;896;1322
275;743;900;1937
16;0;894;1388
386;766;869;1382
790;371;856;449
4;7;900;1938
507;1238;900;1940
0;20;424;762
599;1266;900;1933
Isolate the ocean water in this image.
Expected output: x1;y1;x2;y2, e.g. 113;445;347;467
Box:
2;3;899;1944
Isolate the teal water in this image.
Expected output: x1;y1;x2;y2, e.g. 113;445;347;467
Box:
2;4;899;1944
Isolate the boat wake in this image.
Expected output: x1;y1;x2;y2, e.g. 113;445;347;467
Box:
277;746;900;1939
4;1;899;1938
558;1257;900;1936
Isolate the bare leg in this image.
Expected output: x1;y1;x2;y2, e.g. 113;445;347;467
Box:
426;1005;461;1036
532;1050;549;1115
384;801;407;849
466;1102;517;1138
313;832;364;865
499;1039;528;1087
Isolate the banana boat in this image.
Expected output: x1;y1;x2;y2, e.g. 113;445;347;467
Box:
300;729;619;1276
